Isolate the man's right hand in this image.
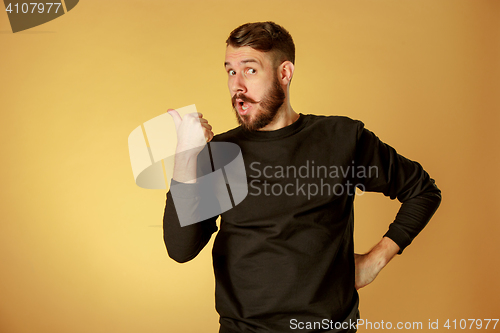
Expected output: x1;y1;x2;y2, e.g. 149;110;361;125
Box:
168;109;214;153
168;109;214;183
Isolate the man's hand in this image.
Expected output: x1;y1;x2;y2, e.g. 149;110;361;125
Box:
168;109;214;183
168;109;214;153
354;237;400;290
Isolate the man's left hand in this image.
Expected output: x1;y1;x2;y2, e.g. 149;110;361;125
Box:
354;237;400;290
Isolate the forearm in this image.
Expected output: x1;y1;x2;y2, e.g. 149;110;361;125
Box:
366;237;400;269
163;190;217;263
172;147;199;184
384;187;442;253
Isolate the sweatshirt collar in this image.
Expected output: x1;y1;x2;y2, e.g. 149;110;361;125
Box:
240;113;306;141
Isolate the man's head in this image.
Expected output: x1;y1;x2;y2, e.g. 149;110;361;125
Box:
224;22;295;131
226;21;295;70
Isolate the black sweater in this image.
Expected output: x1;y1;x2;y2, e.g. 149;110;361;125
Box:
163;114;441;332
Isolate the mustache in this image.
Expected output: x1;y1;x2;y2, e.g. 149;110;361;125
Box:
231;93;259;108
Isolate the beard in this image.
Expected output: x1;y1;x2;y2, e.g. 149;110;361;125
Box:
231;75;286;132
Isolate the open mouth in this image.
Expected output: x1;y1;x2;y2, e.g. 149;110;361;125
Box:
239;101;249;111
237;100;252;115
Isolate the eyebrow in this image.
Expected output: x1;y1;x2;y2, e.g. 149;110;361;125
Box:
224;59;261;67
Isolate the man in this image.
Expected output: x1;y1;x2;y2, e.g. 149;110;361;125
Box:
163;22;441;333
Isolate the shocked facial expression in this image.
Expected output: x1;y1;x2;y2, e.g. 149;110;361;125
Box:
225;45;286;131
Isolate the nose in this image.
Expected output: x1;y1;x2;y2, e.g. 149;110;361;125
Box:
230;71;246;95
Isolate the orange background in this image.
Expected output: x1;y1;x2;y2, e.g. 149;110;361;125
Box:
1;0;499;332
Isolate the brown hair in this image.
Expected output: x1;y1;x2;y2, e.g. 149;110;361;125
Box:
226;21;295;68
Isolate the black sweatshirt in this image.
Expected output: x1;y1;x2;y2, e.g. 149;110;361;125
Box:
163;114;441;333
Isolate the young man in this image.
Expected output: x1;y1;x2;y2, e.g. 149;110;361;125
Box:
164;22;441;333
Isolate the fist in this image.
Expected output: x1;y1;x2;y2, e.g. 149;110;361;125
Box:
168;109;214;154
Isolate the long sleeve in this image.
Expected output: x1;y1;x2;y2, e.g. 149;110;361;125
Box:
354;123;442;254
163;181;218;263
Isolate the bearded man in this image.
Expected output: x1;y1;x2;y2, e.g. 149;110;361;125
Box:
163;22;441;333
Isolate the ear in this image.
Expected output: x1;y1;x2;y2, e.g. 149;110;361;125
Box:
278;61;295;86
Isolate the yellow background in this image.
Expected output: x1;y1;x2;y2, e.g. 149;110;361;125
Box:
1;0;499;332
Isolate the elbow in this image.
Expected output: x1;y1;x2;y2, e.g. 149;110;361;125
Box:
436;191;442;206
423;186;442;217
426;178;442;208
163;234;201;264
166;248;197;264
432;184;442;207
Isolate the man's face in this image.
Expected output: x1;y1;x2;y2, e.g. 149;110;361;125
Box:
225;45;286;131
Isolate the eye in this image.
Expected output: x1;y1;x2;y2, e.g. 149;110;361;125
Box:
247;68;257;75
228;69;236;76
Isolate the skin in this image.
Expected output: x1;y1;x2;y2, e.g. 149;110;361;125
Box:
225;45;297;131
169;45;400;289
